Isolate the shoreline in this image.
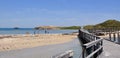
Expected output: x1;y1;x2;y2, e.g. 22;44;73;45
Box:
0;34;77;52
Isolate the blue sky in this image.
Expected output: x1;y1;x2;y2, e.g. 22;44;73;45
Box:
0;0;120;28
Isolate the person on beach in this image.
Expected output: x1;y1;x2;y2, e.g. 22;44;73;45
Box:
45;29;49;34
34;31;36;34
45;30;47;34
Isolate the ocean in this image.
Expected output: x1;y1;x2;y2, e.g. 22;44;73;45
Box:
0;28;78;34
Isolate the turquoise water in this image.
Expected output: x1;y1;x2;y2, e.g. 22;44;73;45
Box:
0;28;78;34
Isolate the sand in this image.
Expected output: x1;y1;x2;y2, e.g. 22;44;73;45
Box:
0;34;77;52
99;33;120;39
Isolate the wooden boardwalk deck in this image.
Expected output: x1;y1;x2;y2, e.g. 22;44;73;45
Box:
98;39;120;58
78;29;120;58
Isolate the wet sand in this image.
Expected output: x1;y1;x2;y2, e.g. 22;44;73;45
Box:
0;34;77;52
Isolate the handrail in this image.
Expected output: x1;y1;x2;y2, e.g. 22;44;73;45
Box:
78;29;103;58
86;46;103;58
83;38;103;48
52;50;74;58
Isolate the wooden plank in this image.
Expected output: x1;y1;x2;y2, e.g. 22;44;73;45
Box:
83;39;103;48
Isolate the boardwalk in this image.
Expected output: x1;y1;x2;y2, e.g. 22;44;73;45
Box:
99;39;120;58
78;29;120;58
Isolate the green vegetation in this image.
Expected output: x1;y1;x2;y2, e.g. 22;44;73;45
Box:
84;19;120;30
83;25;94;30
35;26;81;30
96;19;120;27
59;26;81;29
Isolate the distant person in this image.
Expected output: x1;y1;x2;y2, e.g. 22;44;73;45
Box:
45;30;47;34
45;29;50;34
34;31;36;35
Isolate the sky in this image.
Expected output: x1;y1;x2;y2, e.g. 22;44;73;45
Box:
0;0;120;28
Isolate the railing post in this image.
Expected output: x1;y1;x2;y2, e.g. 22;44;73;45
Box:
117;32;120;43
82;46;86;58
109;32;111;41
101;40;103;53
113;33;116;42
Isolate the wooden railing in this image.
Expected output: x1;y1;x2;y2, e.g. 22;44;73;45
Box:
52;50;74;58
78;29;103;58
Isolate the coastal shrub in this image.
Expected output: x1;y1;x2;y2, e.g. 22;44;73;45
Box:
84;19;120;30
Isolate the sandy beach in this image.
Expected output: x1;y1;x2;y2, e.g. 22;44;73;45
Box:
99;33;120;39
0;34;77;52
